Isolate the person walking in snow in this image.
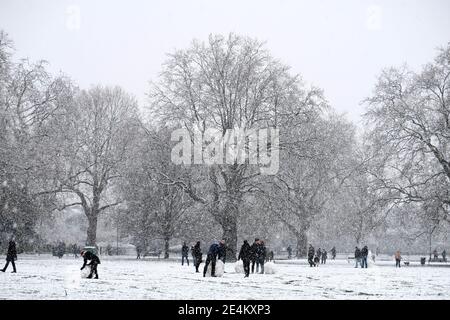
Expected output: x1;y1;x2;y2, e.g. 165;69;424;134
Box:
72;244;79;258
361;245;369;268
257;240;267;274
287;245;292;259
80;250;101;279
442;249;447;262
354;246;361;268
203;240;225;277
321;250;327;264
250;238;259;273
181;242;189;266
395;250;402;268
316;248;322;261
330;246;336;260
308;244;315;267
238;240;252;277
192;241;202;273
433;249;438;260
267;250;274;262
1;238;17;273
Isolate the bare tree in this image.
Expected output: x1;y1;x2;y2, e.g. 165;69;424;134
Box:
121;128;193;258
41;86;141;245
365;43;450;226
148;33;325;259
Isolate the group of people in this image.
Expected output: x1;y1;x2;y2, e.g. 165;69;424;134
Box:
51;242;81;259
1;238;100;279
238;238;268;277
307;245;336;267
432;249;447;261
181;240;227;277
180;238;271;278
354;246;369;268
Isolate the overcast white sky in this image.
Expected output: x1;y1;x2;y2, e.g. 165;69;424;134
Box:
1;0;449;126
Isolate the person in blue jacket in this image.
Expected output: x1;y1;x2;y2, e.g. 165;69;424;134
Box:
203;240;225;277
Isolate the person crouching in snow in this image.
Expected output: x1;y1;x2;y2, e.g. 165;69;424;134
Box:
80;250;101;279
203;240;225;277
238;240;252;277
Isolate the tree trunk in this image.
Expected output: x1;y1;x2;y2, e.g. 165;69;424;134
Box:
164;237;170;259
86;214;98;246
296;231;307;258
222;217;238;262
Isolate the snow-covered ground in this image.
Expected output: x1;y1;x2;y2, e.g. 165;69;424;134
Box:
1;254;449;300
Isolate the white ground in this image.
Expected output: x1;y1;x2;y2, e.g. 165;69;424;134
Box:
1;254;449;300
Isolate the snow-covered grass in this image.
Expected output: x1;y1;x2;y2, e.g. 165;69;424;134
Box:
1;254;449;299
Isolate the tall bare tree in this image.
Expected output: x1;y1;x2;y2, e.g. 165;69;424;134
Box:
365;43;450;226
42;86;141;245
148;34;325;259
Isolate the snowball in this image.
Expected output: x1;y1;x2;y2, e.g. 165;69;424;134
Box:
80;266;91;278
264;262;276;274
204;260;224;277
234;260;244;274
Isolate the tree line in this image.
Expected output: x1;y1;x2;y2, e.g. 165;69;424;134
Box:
1;30;449;258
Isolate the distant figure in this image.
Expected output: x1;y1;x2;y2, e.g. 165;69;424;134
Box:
136;244;142;260
316;248;322;261
287;245;292;259
80;250;101;279
321;250;327;264
313;255;320;267
376;247;379;256
1;239;17;273
203;240;226;277
442;250;446;262
307;244;315;267
354;247;361;268
361;246;369;268
72;244;79;258
267;250;274;262
395;250;402;268
238;240;252;277
330;246;336;260
106;244;112;256
192;241;202;272
257;240;267;274
433;249;438;260
56;241;65;259
181;242;189;266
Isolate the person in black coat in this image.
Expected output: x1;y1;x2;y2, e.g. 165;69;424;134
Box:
330;246;336;260
1;239;17;273
203;240;225;277
192;241;203;272
360;246;368;268
307;244;315;267
250;238;259;273
257;240;267;274
80;250;101;279
287;245;292;259
354;246;361;268
238;240;252;277
181;242;189;266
